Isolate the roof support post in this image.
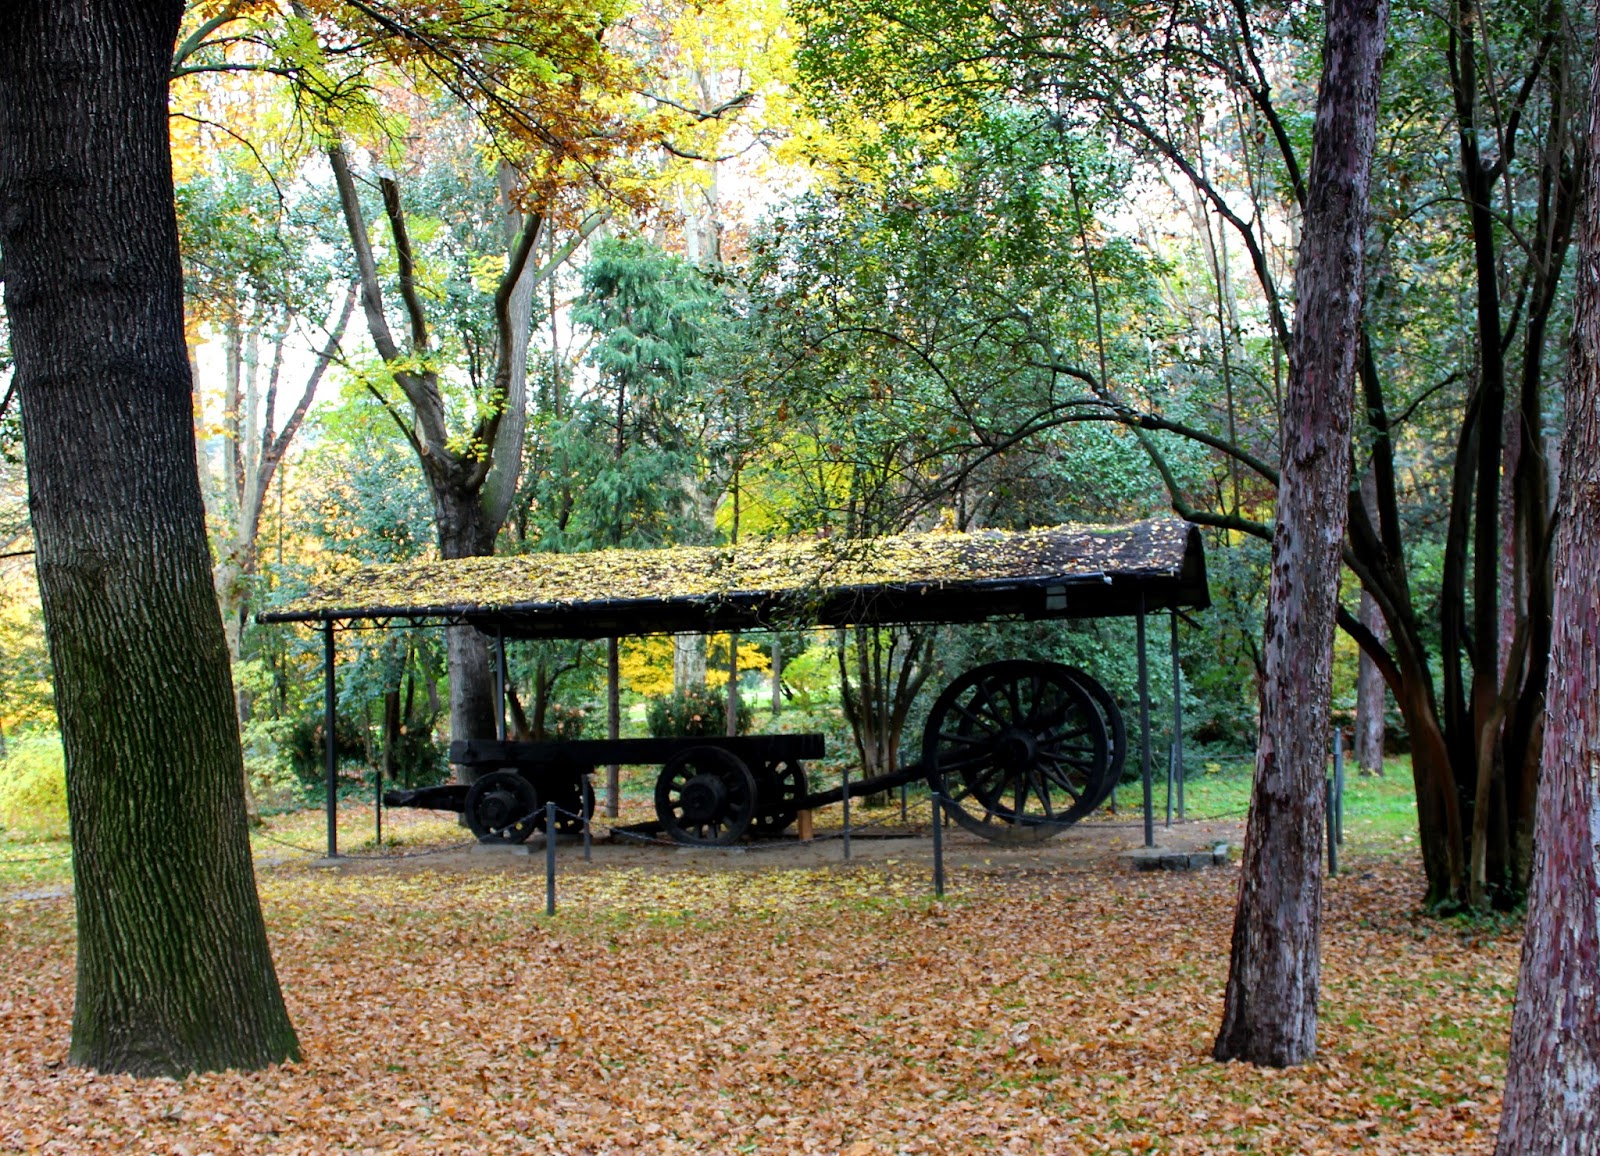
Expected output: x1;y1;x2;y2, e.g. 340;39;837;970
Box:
495;628;508;743
324;621;339;860
1171;609;1185;821
1138;591;1154;848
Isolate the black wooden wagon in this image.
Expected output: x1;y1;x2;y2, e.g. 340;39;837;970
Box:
258;518;1209;854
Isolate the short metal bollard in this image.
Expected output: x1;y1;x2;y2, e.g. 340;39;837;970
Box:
841;764;852;861
1165;742;1175;828
1333;729;1346;845
932;791;946;898
1325;778;1338;877
582;804;592;862
545;801;557;916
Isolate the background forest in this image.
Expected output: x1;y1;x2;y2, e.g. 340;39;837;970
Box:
0;0;1586;916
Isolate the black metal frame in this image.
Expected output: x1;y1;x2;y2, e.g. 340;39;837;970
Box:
315;615;1190;856
300;528;1204;857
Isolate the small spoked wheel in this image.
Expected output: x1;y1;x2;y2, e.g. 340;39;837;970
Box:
749;758;808;837
545;775;595;835
654;746;758;846
463;770;541;844
922;660;1109;843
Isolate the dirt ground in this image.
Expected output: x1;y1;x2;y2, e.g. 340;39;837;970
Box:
305;809;1249;881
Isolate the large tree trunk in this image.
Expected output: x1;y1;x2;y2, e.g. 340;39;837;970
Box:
1494;27;1600;1145
1213;0;1388;1068
0;0;298;1075
436;492;497;762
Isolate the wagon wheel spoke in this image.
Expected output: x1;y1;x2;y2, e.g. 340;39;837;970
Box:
1012;771;1031;819
1037;717;1092;743
953;698;1003;735
1031;770;1057;820
1036;753;1086;800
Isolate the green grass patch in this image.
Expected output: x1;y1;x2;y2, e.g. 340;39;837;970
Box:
1110;751;1421;852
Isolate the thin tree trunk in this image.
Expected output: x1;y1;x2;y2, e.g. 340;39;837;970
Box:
725;631;740;736
1495;25;1600;1143
1354;469;1386;775
382;689;400;787
673;634;706;692
1355;589;1386;774
1213;0;1388;1068
771;638;783;715
0;0;298;1074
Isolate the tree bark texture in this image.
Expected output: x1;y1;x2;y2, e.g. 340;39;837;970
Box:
0;0;299;1074
1213;0;1388;1068
1495;19;1600;1146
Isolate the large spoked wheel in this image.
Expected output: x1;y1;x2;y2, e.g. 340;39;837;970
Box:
654;746;758;846
921;660;1110;843
749;758;808;837
464;770;541;844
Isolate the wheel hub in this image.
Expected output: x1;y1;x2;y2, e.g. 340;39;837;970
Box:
678;773;729;824
479;788;519;827
996;727;1038;771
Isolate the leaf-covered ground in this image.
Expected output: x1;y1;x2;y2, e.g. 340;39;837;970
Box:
0;820;1518;1155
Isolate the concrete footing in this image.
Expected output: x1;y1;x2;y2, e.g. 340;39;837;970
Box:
470;841;537;856
1122;843;1231;872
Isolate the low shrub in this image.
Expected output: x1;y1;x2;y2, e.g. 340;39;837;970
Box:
0;734;69;841
646;686;754;737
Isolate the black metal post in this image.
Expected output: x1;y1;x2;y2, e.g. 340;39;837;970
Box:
495;629;508;743
1333;728;1345;845
1326;777;1338;876
841;764;852;860
1137;593;1154;848
545;802;557;916
900;782;907;824
932;790;945;898
1165;743;1174;828
583;796;592;863
324;622;338;859
1170;610;1185;821
375;750;383;849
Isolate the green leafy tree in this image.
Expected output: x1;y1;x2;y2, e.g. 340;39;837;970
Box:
793;0;1592;910
732;113;1168;775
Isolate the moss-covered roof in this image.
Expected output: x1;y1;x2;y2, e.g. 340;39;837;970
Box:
259;518;1209;638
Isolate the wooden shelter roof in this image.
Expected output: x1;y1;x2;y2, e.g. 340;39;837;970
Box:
258;518;1210;639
